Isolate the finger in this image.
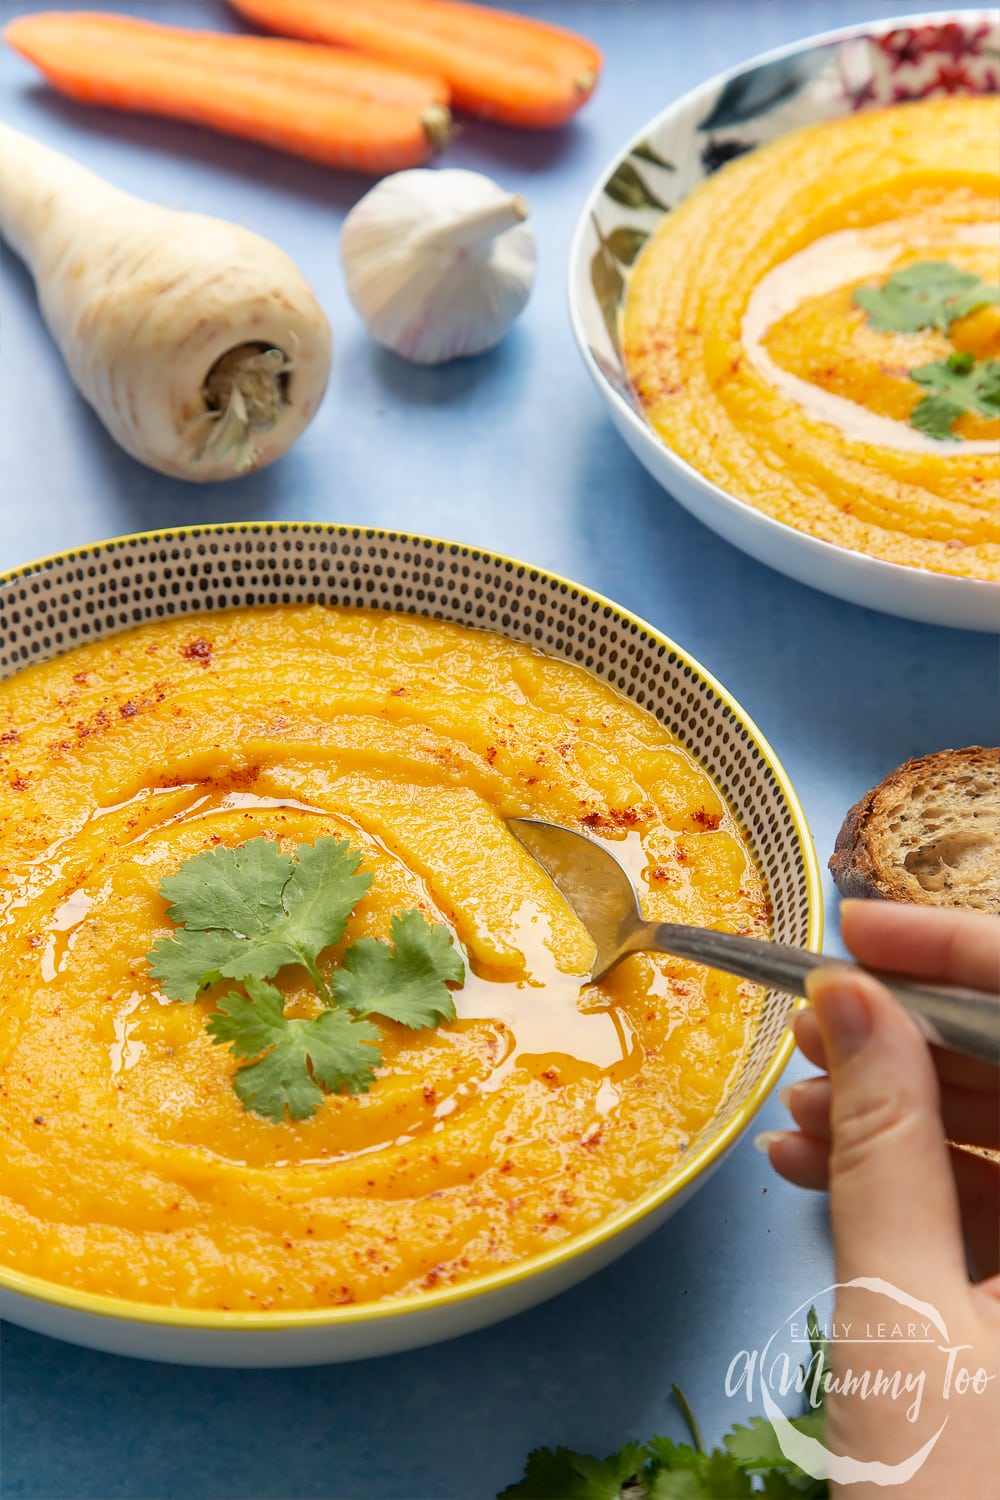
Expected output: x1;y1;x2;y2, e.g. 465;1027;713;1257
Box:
840;898;1000;993
950;1145;1000;1281
806;963;967;1287
781;1069;999;1149
765;1135;1000;1273
786;1072;1000;1150
781;1076;832;1140
756;1129;830;1190
795;1006;1000;1103
792;1007;827;1069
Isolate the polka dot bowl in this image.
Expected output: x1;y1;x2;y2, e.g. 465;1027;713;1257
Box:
0;523;822;1366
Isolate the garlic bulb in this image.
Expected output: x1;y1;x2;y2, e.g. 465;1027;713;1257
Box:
340;168;536;365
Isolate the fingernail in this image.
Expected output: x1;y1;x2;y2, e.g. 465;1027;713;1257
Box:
753;1130;786;1154
778;1083;795;1109
806;967;871;1062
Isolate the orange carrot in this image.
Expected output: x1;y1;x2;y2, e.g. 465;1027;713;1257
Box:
228;0;601;129
4;11;452;174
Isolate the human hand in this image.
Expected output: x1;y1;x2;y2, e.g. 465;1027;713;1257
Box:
759;899;1000;1500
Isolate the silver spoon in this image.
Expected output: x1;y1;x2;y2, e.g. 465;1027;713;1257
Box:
508;817;1000;1065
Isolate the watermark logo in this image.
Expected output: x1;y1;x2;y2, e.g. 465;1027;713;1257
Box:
725;1277;995;1487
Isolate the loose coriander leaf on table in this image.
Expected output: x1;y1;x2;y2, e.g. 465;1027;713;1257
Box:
805;1305;830;1397
853;260;1000;334
909;352;1000;440
725;1415;823;1473
759;1471;827;1499
648;1453;753;1498
498;1442;648;1500
644;1436;710;1474
724;1417;790;1472
332;909;463;1028
724;1415;827;1497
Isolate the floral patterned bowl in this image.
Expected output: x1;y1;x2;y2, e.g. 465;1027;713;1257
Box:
568;11;1000;633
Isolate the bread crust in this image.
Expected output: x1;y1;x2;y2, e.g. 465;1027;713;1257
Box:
829;746;1000;910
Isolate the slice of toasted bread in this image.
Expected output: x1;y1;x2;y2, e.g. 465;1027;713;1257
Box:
829;746;1000;912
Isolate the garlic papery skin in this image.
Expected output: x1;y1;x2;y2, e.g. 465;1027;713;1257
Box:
340;168;536;365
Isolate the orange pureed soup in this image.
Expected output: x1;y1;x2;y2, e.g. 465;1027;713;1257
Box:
0;607;768;1310
624;95;1000;579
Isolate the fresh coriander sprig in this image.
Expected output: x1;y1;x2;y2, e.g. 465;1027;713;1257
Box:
909;350;1000;441
207;976;383;1122
853;260;999;335
851;261;1000;441
499;1320;830;1499
148;836;464;1123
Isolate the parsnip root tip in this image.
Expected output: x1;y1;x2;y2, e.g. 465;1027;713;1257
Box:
196;341;294;473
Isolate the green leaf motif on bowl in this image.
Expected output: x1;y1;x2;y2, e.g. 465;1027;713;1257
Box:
697;45;835;130
603;159;670;213
631;139;676;171
604;226;649;267
590;237;624;353
589;222;650;358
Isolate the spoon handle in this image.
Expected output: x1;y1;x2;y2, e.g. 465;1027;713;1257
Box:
642;922;1000;1064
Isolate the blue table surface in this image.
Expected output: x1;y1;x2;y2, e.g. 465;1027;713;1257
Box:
1;2;997;1496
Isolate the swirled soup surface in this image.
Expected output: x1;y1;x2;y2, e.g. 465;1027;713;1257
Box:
624;96;1000;579
0;608;767;1310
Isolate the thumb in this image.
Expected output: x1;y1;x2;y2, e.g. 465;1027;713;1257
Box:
806;964;967;1293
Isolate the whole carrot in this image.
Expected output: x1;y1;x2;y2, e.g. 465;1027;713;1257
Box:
4;11;452;174
228;0;601;129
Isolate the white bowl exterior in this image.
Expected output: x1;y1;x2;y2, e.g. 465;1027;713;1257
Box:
604;399;1000;633
568;9;1000;633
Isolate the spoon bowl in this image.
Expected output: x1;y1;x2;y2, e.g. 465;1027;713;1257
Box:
508;817;1000;1064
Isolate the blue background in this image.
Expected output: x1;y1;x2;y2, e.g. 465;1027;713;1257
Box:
1;3;996;1497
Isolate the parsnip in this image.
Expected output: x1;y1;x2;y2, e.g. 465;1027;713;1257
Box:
0;125;332;481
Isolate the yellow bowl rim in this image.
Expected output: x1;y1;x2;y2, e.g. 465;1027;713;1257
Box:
0;520;824;1332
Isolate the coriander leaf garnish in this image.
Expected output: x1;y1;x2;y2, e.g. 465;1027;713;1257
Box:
148;836;463;1123
149;836;372;1003
332;909;464;1028
156;835;290;936
146;926;242;1004
909;350;1000;440
846;259;1000;441
853;260;1000;334
276;838;375;996
207;975;291;1059
208;977;381;1123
